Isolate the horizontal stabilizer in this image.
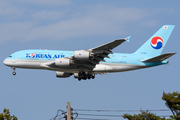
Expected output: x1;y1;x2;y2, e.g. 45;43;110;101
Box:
141;53;176;63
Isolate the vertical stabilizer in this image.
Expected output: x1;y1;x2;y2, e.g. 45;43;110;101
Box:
135;25;175;57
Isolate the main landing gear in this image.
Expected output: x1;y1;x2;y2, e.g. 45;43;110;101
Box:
12;68;16;75
78;72;95;81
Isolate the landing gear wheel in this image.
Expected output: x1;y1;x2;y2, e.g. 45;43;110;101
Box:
92;74;95;79
78;72;82;76
77;72;95;80
78;77;81;81
12;68;16;76
87;74;91;79
12;72;16;75
85;75;88;80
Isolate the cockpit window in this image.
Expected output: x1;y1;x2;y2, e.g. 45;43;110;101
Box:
9;56;12;57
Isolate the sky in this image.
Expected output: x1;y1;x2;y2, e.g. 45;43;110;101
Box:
0;0;180;120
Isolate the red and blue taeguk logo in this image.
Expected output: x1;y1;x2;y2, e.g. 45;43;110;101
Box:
30;53;36;58
150;36;164;50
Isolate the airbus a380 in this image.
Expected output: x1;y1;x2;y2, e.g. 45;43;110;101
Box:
3;25;176;81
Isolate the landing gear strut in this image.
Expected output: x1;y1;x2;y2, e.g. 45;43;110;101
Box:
12;68;16;75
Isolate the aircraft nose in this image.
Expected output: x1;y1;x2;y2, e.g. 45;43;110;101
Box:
3;59;10;66
3;59;7;65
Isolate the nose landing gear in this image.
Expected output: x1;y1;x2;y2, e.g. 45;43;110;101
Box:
12;68;16;75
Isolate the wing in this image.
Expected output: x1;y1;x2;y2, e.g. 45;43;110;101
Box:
71;36;130;70
42;36;130;72
90;36;130;51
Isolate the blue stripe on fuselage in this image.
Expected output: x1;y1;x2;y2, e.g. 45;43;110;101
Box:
5;49;167;66
6;49;73;61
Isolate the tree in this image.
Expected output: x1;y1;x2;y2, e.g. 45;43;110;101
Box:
123;110;170;120
162;92;180;120
0;108;18;120
123;91;180;120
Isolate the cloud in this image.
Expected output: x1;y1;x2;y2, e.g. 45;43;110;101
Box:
24;6;147;41
0;5;148;44
142;20;159;27
16;0;71;5
32;11;65;20
0;22;35;44
0;1;21;17
0;3;175;45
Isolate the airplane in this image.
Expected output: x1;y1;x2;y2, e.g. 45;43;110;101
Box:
3;25;176;81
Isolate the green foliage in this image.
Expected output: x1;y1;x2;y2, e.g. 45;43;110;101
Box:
0;113;4;120
0;108;18;120
123;92;180;120
123;110;170;120
162;92;180;120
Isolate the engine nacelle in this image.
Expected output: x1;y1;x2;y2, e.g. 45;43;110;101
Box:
56;72;72;78
74;50;89;60
55;58;70;66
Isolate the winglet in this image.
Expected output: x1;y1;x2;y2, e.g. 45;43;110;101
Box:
125;36;131;42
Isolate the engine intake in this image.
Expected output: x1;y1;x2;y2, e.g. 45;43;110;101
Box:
56;72;72;78
55;58;70;66
74;50;89;60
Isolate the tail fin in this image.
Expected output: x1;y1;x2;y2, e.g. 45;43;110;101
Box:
135;25;175;57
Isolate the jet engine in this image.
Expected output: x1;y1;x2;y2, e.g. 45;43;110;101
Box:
56;72;72;78
74;50;89;60
55;58;70;66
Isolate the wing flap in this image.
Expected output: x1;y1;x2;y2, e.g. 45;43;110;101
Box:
141;53;176;63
